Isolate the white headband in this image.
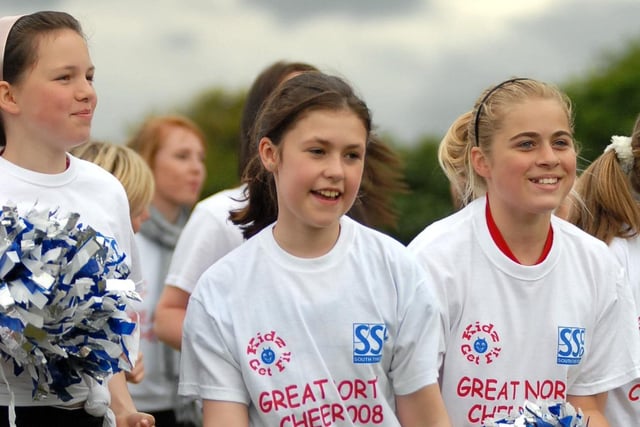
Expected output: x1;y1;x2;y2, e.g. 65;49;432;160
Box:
604;135;634;174
0;15;24;81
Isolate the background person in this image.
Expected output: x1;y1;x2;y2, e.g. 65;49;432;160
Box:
127;115;206;426
567;116;640;426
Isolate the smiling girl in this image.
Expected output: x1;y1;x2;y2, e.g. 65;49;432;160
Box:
178;71;451;427
408;78;640;426
0;10;153;427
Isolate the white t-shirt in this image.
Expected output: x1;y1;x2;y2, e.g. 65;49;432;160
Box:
408;196;640;427
0;153;141;406
165;185;245;294
605;234;640;426
128;232;181;412
180;216;442;427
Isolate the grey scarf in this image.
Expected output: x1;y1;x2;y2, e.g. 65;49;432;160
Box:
138;205;189;249
139;205;201;425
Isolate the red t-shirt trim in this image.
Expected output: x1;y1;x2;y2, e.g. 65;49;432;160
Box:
485;196;553;265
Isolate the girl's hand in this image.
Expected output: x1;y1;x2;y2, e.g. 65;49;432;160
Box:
117;411;155;427
125;352;145;384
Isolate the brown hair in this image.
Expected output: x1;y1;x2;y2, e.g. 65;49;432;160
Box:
237;61;407;230
239;61;319;176
1;11;84;146
568;115;640;244
231;71;372;238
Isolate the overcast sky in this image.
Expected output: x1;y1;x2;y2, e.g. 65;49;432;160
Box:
4;0;640;146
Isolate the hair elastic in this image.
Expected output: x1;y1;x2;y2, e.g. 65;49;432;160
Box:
605;135;634;174
0;15;24;81
473;77;531;147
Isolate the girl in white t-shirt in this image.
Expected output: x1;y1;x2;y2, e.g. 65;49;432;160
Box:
179;71;451;427
408;78;640;426
0;11;154;427
567;114;640;426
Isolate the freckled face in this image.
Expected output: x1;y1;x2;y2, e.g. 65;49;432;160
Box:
267;109;367;234
477;98;576;217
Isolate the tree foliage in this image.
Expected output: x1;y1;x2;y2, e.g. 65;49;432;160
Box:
392;136;455;244
180;88;247;198
563;39;640;170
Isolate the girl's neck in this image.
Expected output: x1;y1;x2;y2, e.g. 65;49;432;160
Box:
272;221;341;258
486;194;552;265
151;196;182;224
1;143;68;173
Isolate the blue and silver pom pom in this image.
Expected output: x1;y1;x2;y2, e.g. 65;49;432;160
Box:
0;203;140;401
484;400;586;427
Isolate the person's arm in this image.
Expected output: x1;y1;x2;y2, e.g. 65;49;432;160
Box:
108;372;155;426
567;393;609;427
124;352;144;384
203;400;249;427
395;384;452;427
154;285;190;350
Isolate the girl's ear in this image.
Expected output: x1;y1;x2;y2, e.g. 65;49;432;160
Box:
258;137;278;172
471;146;491;179
0;82;19;114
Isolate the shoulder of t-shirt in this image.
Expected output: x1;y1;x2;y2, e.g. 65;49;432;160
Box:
408;198;478;251
193;185;246;215
552;215;613;260
70;155;129;195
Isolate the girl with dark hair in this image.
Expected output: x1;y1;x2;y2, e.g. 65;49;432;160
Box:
179;72;451;427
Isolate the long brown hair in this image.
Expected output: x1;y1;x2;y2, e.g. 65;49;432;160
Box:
238;61;406;230
568;115;640;244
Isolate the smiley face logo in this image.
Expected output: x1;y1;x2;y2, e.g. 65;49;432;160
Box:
460;321;502;365
261;347;276;364
474;337;488;354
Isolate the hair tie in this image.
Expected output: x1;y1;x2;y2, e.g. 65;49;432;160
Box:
0;15;24;81
604;135;634;174
473;77;531;147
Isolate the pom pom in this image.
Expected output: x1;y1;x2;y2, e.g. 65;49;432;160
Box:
0;203;141;401
483;400;586;426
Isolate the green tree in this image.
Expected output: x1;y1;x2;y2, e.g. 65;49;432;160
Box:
393;136;455;244
180;88;247;198
563;39;640;170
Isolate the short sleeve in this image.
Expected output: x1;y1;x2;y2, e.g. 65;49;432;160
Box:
166;202;241;294
179;294;250;404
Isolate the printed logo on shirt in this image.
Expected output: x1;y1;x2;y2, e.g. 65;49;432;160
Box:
460;321;502;365
353;323;387;364
246;330;291;376
556;326;585;365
